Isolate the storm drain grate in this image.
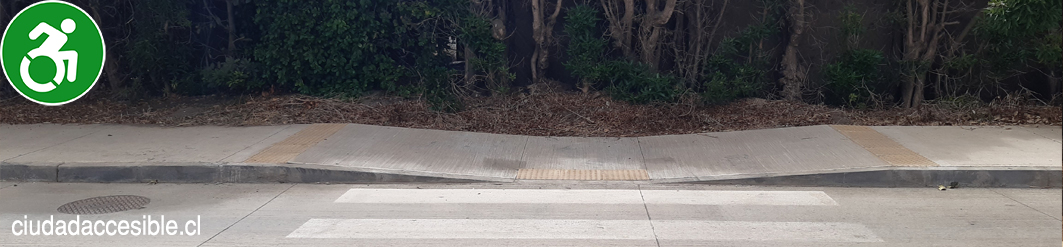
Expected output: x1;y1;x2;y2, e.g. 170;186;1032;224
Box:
57;195;150;215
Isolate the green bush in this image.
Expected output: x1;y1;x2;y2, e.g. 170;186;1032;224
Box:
253;0;442;97
823;49;885;107
201;58;259;93
420;66;463;112
702;60;763;104
977;0;1062;76
458;14;512;94
560;4;677;104
596;61;679;104
125;0;196;95
563;5;607;89
700;24;776;104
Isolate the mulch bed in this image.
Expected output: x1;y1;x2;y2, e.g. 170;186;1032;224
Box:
1;91;1059;137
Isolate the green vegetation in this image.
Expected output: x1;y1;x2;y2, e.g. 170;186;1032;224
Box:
255;0;427;97
1;0;1056;110
250;0;478;110
563;4;606;91
700;1;782;105
563;4;678;104
978;0;1062;73
823;49;884;108
823;6;885;108
597;61;680;104
701;25;776;104
125;0;197;96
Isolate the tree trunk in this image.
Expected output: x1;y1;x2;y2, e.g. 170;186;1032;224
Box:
639;0;676;70
902;75;916;108
779;0;806;101
531;0;562;84
226;0;236;56
601;0;635;58
1048;70;1060;97
900;0;957;108
935;10;981;98
913;76;925;107
87;1;125;90
531;0;542;83
640;25;664;70
674;0;726;87
464;46;476;88
900;65;929;108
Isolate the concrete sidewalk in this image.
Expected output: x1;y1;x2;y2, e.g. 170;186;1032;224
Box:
1;123;1060;187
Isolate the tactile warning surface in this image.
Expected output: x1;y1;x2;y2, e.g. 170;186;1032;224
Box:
244;124;347;164
516;169;650;180
831;125;937;167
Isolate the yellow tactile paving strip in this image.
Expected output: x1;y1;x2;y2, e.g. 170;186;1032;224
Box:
831;125;938;167
244;124;347;164
516;169;650;180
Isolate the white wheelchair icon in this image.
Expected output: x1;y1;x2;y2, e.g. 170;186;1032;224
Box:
19;19;79;93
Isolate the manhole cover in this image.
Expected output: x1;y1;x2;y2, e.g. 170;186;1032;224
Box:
57;195;150;215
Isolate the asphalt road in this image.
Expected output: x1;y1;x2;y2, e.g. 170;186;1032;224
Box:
1;182;1059;246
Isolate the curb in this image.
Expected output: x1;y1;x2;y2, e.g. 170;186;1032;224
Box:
1;161;484;184
682;166;1062;188
2;162;1059;188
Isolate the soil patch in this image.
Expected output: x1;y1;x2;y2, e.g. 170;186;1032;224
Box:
1;92;1058;137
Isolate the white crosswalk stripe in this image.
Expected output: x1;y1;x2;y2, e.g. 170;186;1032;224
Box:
652;221;881;242
288;188;882;243
288;219;656;239
287;219;881;242
641;190;838;206
334;189;644;204
334;189;838;206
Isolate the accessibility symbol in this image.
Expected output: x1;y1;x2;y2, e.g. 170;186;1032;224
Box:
1;1;105;106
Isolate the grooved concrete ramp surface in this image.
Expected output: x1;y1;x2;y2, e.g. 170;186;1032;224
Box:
873;126;1063;167
638;126;891;180
289;124;527;180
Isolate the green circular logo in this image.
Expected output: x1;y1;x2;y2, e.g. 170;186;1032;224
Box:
1;1;105;106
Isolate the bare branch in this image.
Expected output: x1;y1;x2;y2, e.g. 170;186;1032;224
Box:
655;0;678;26
707;0;729;49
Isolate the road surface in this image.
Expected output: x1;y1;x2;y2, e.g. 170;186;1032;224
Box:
1;182;1060;246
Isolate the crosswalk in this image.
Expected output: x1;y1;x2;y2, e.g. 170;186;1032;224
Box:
283;188;883;244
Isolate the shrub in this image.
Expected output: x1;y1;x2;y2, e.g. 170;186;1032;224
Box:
702;59;763;104
458;14;512;94
823;49;885;108
420;66;463;112
700;26;775;105
976;0;1062;81
201;58;259;93
253;0;439;97
596;61;679;104
125;0;196;95
563;4;607;91
560;4;677;104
